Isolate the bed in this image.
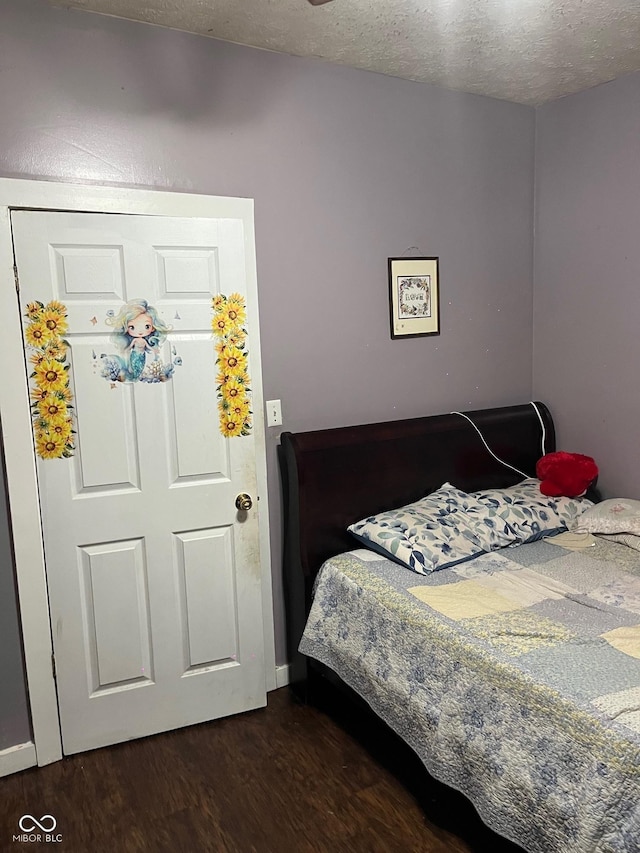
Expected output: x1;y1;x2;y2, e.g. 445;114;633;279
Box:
279;403;640;853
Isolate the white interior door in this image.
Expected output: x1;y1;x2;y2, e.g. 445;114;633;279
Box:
11;210;266;755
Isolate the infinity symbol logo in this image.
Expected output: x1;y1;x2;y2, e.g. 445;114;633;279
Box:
19;815;57;832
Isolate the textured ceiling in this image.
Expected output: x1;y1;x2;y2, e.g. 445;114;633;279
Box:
50;0;640;105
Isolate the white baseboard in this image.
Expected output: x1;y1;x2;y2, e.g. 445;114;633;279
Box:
274;663;291;689
0;741;36;777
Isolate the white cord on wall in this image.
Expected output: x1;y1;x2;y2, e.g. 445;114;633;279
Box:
450;401;547;480
529;400;547;458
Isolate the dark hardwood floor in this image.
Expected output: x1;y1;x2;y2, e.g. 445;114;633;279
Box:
1;686;523;852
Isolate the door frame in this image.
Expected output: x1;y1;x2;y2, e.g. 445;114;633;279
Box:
0;177;276;768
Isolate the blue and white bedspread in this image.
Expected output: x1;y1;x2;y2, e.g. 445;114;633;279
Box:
299;538;640;852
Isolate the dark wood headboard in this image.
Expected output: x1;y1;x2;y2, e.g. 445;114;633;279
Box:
279;402;555;681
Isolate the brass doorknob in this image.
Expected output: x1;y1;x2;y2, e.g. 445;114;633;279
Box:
235;493;253;511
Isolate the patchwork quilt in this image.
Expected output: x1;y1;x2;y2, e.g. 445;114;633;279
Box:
299;538;640;852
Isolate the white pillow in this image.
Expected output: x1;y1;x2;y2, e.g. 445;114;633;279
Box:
596;533;640;553
572;499;640;536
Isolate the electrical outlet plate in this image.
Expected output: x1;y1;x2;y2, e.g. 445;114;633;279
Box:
265;399;282;427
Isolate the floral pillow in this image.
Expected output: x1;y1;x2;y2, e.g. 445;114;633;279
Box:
473;478;592;544
347;483;517;575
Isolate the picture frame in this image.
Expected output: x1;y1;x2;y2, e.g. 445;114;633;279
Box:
388;256;440;339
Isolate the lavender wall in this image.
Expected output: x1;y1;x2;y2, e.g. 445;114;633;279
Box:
533;73;640;498
0;443;31;750
0;0;535;746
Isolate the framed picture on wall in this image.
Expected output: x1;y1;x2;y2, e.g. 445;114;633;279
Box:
388;256;440;339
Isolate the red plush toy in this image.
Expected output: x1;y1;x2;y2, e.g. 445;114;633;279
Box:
536;451;598;498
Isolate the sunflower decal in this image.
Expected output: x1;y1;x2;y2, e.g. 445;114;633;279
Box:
211;293;252;438
23;300;75;459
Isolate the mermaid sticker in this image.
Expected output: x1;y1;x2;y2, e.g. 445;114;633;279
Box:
100;299;181;384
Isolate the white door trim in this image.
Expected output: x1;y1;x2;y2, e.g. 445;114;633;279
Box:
0;741;37;778
0;178;275;767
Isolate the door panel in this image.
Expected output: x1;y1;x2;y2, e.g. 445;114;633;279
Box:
52;244;126;300
12;210;266;755
175;527;238;670
71;345;142;493
165;335;229;483
80;538;153;693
